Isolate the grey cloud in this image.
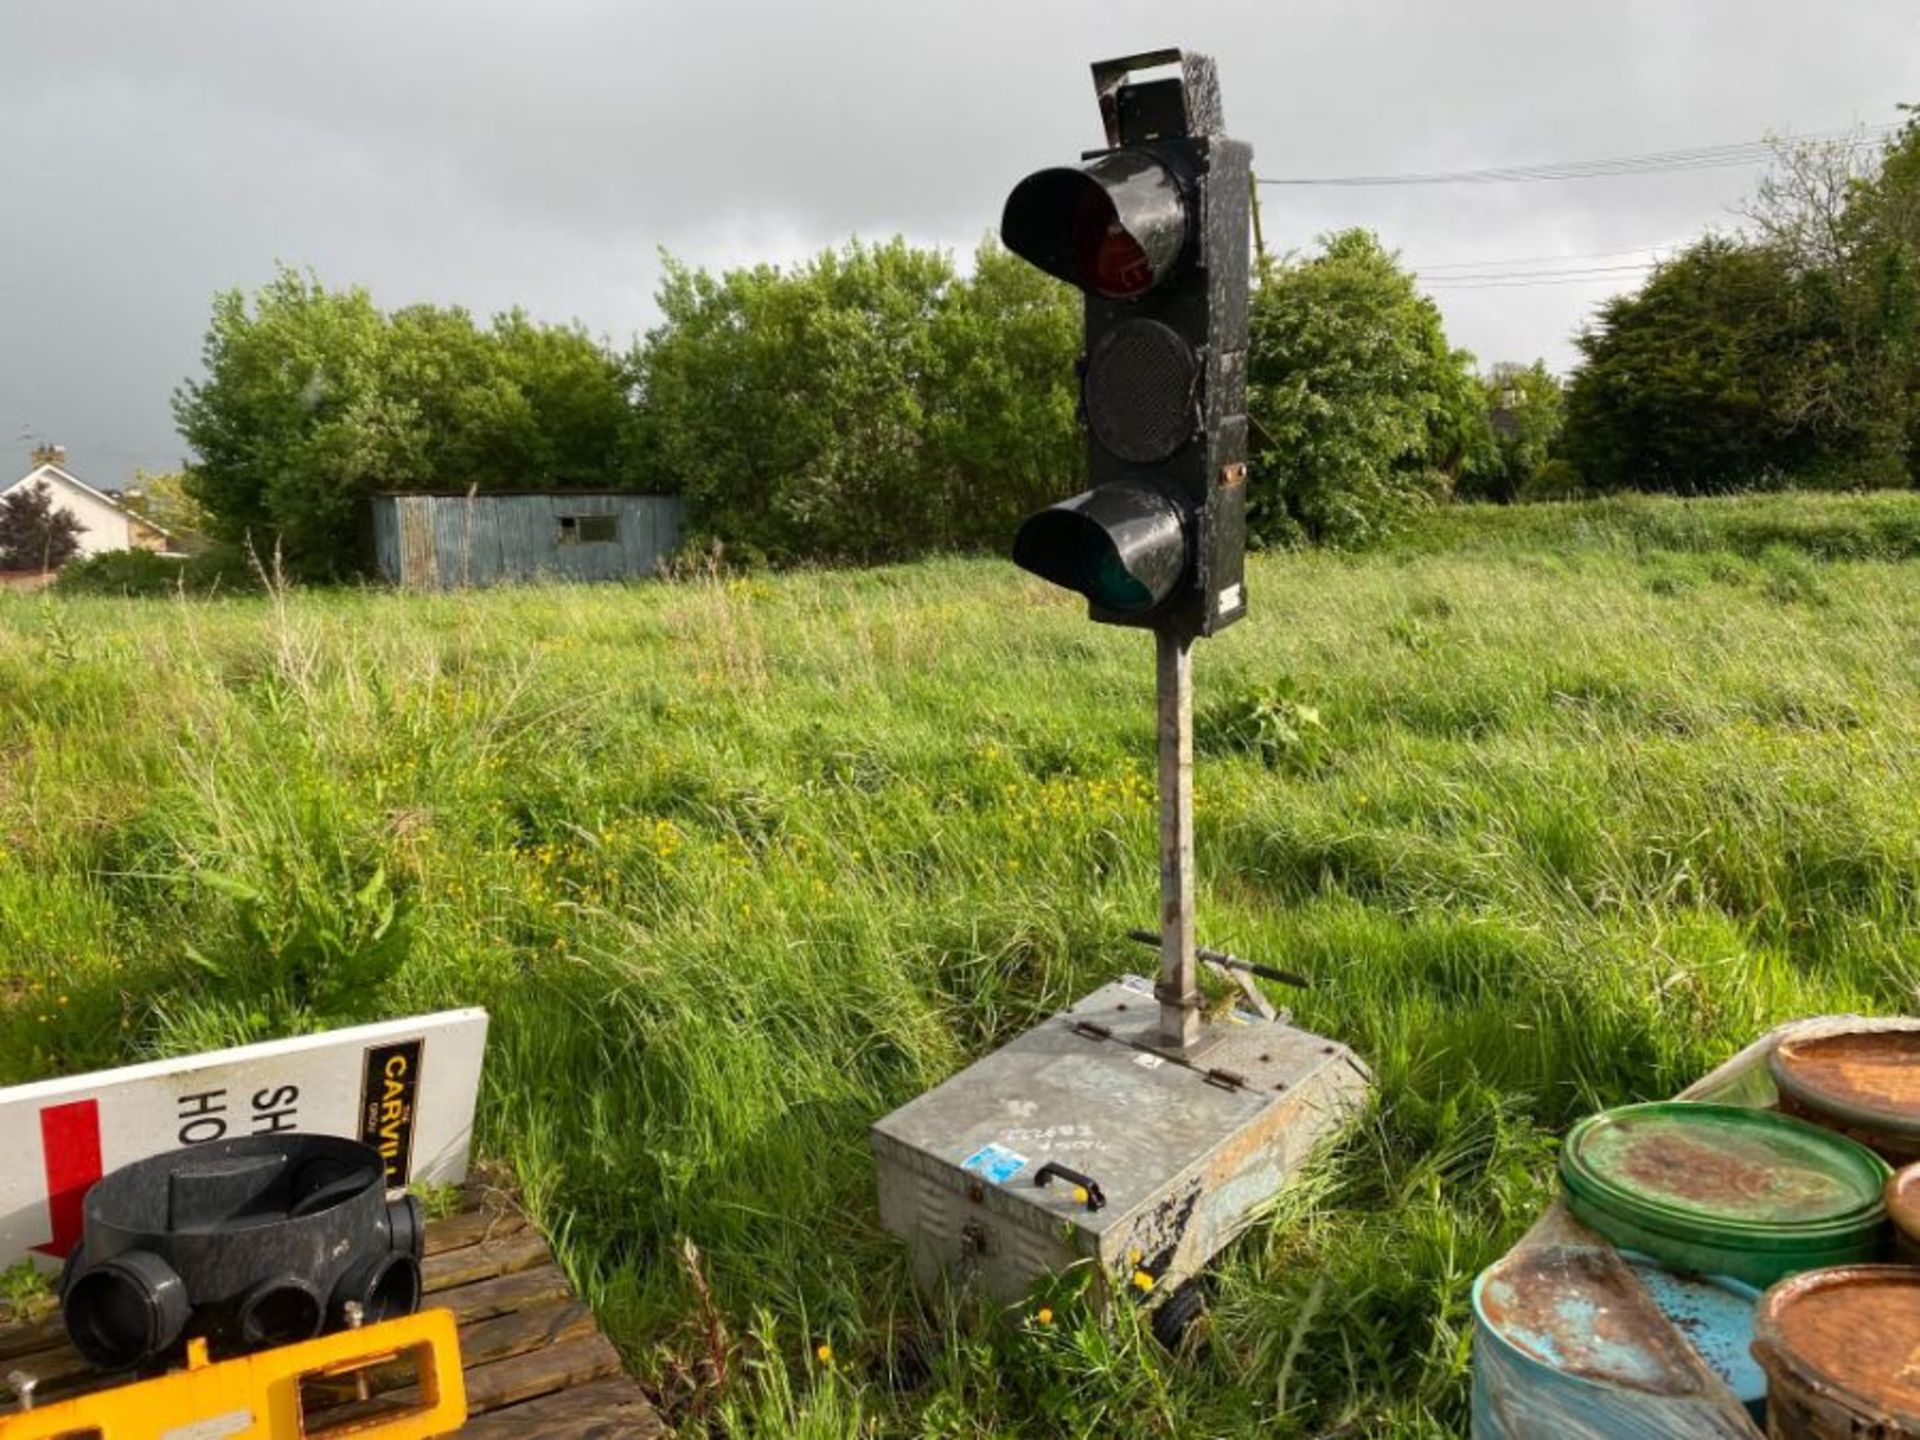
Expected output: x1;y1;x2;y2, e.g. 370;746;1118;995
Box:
3;0;1913;479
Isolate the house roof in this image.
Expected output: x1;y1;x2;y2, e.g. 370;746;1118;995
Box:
4;464;175;538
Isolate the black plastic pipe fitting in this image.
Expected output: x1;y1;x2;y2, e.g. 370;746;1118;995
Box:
59;1135;423;1370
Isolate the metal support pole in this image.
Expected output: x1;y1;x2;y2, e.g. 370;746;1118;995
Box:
1156;628;1200;1049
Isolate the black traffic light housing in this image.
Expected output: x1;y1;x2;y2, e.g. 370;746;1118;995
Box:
1002;50;1250;639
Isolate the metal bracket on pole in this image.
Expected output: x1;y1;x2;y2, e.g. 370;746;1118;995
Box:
1155;628;1201;1049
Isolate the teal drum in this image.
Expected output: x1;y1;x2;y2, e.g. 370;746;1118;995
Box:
1472;1211;1762;1438
1623;1256;1766;1425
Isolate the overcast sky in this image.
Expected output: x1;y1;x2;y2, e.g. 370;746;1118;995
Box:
2;1;1913;482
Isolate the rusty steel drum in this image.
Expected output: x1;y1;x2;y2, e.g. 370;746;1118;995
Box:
1560;1103;1890;1287
1473;1234;1765;1438
1772;1029;1920;1165
1752;1265;1920;1438
1887;1162;1920;1264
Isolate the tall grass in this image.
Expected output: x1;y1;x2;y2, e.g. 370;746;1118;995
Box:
3;491;1919;1435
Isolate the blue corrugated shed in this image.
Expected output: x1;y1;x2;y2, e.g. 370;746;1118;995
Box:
369;492;684;589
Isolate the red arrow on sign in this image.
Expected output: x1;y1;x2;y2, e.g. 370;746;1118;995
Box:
31;1099;102;1260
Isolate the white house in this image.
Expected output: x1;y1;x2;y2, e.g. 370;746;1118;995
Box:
3;446;172;561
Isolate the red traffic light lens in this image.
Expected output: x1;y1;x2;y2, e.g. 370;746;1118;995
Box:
1002;153;1188;300
1073;191;1154;299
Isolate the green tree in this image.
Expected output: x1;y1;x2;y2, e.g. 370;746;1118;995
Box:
1746;123;1919;486
638;238;968;564
490;311;638;491
924;240;1081;550
0;481;85;570
174;267;639;578
1246;230;1485;546
1562;118;1920;496
176;270;421;575
382;303;539;493
122;468;210;542
1466;361;1566;503
1834;113;1920;479
1561;238;1821;493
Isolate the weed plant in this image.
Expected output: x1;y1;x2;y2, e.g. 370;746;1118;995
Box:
2;492;1918;1435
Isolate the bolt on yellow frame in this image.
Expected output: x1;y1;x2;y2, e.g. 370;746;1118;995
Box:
0;1308;465;1440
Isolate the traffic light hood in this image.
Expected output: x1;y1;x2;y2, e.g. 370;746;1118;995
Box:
1001;151;1190;300
1012;484;1187;615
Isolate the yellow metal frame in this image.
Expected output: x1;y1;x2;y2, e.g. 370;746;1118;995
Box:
0;1308;466;1440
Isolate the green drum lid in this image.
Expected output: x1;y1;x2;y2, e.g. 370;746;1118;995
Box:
1561;1103;1889;1238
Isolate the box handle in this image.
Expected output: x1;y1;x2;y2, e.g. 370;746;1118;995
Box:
1034;1162;1107;1212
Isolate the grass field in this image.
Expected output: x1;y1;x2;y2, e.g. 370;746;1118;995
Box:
4;491;1920;1436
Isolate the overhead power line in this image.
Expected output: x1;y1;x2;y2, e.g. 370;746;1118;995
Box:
1423;261;1661;288
1411;241;1688;272
1257;124;1896;186
1426;270;1658;290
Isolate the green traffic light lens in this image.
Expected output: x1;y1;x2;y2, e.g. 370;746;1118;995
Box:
1087;545;1155;612
1011;486;1187;616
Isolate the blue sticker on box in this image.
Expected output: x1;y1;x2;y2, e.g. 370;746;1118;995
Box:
960;1142;1030;1185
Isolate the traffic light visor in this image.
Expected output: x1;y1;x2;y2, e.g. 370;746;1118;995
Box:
1012;484;1187;614
1002;151;1188;300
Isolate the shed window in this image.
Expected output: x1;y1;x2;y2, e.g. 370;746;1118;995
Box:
558;514;619;545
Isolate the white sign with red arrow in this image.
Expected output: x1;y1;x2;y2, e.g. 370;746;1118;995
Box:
0;1009;488;1273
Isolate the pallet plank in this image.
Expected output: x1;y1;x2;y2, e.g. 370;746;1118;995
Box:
423;1228;551;1292
0;1311;65;1364
456;1298;598;1369
441;1265;573;1325
458;1377;668;1439
425;1205;528;1257
0;1295;578;1403
462;1331;625;1414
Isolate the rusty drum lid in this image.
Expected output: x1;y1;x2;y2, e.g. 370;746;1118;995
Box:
1771;1028;1920;1135
1561;1102;1888;1236
1753;1265;1920;1427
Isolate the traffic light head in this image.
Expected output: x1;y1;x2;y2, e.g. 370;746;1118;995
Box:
1001;50;1250;640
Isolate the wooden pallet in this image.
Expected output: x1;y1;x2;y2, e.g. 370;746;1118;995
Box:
0;1176;663;1437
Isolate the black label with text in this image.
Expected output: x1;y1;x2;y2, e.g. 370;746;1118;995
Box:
359;1038;424;1184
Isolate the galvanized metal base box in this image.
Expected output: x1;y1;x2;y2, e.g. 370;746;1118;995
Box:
872;976;1369;1305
